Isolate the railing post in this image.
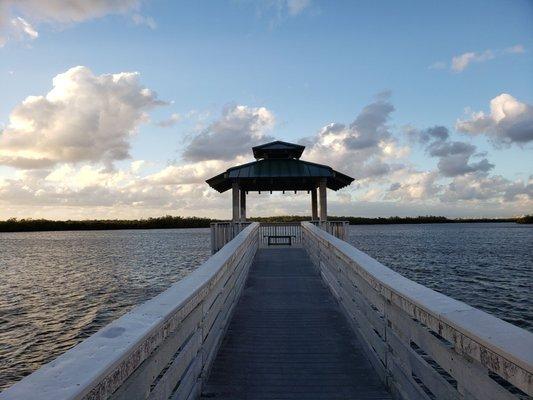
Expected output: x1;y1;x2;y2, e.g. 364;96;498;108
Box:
210;223;216;254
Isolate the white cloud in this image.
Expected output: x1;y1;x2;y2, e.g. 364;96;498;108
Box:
1;91;531;219
132;13;157;29
389;120;531;211
252;0;313;27
156;113;181;128
504;44;525;54
431;45;525;72
2;0;141;25
434;147;493;177
144;159;245;185
0;163;233;219
0;66;164;169
183;104;275;161
451;49;494;72
379;141;411;159
130;160;148;173
384;167;532;212
286;0;311;15
0;16;38;46
10;16;38;39
427;135;493;177
390;119;532;216
0;0;151;46
428;61;446;70
385;170;441;202
266;0;313;16
407;125;495;177
441;174;532;203
456;94;533;146
302;92;406;182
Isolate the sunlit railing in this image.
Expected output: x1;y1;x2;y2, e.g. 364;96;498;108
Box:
0;223;260;400
310;220;349;240
210;221;251;253
5;221;529;400
302;222;533;399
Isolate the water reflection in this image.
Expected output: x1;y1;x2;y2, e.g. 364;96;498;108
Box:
0;228;211;390
1;223;531;391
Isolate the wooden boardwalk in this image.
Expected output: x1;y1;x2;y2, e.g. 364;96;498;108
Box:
202;248;391;400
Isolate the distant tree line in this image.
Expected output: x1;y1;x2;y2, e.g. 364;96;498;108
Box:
516;215;532;224
0;216;215;232
0;214;528;232
251;215;519;224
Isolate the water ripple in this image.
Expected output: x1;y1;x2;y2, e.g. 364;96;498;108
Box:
0;228;210;390
1;223;531;391
347;223;532;332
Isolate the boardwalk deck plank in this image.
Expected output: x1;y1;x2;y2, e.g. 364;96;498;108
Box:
201;248;391;400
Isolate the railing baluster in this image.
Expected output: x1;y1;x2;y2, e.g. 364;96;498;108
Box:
211;221;347;253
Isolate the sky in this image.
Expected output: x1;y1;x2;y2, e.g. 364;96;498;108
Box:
0;0;532;220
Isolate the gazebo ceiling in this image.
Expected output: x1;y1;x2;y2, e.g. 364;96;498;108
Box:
206;141;354;193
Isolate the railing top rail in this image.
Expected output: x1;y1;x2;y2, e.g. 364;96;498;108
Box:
302;222;533;385
210;221;252;226
1;223;260;400
258;221;302;226
309;220;349;224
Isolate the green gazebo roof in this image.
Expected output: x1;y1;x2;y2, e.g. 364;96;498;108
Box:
206;141;354;193
252;141;305;160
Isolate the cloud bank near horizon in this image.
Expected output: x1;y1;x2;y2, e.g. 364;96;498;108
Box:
0;66;531;219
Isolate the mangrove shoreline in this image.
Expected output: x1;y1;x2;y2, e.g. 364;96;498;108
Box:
0;214;530;232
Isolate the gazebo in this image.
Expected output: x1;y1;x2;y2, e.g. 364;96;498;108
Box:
206;141;354;221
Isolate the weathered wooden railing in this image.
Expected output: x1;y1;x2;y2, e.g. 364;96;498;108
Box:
3;221;532;400
301;222;533;400
258;222;302;247
310;220;349;240
210;221;251;253
0;223;260;400
211;220;348;253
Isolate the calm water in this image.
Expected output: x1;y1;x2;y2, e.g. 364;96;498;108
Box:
0;223;531;390
0;229;211;391
347;223;532;331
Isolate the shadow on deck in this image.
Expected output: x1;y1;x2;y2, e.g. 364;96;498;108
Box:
202;248;391;400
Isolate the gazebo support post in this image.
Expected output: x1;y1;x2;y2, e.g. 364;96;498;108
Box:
240;189;246;221
311;188;318;220
232;181;240;222
206;142;354;226
319;178;327;222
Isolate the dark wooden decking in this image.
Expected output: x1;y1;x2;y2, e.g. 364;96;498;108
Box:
202;248;391;400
